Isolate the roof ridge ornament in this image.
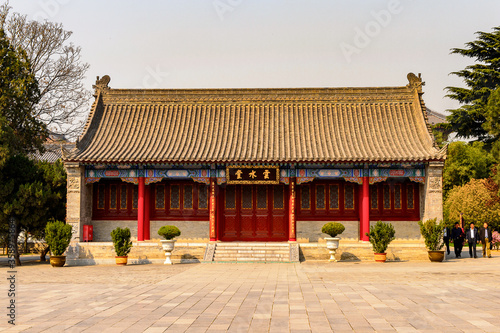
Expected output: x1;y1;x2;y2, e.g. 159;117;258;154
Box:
407;72;424;93
93;75;111;95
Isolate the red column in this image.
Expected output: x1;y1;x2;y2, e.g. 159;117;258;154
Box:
209;179;217;241
360;176;370;241
137;177;145;241
144;184;150;240
289;180;296;241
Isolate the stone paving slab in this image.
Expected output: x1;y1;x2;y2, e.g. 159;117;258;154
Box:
1;252;500;332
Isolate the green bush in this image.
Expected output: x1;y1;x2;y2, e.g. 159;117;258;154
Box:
366;221;395;254
418;218;445;251
321;222;345;238
45;220;73;256
444;178;500;232
158;225;181;240
110;227;133;256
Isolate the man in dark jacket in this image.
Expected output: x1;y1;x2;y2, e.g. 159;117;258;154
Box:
451;222;464;258
479;222;492;258
466;222;480;258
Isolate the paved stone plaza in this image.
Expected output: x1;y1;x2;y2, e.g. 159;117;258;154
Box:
1;254;500;332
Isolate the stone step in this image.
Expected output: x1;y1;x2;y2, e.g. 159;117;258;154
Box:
214;253;289;259
211;245;290;250
203;242;299;263
214;249;290;254
216;243;289;247
213;257;292;262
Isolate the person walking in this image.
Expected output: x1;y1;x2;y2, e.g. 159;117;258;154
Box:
443;225;452;255
452;222;464;258
466;222;479;258
479;222;492;258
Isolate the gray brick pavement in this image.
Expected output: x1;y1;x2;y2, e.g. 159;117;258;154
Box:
1;253;500;332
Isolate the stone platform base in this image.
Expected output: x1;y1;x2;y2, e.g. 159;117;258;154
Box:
65;240;430;265
66;241;207;266
300;240;429;261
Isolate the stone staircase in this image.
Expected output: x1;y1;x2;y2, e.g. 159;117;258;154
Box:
203;242;300;263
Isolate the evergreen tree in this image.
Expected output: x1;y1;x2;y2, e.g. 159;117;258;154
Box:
34;160;67;261
442;141;495;201
484;89;500;189
0;28;56;265
0;29;46;155
0;155;66;265
446;26;500;140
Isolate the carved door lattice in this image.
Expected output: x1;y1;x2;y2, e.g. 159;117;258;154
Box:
221;185;288;241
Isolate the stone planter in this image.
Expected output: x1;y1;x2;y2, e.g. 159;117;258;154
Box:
115;256;128;266
374;253;387;263
160;240;176;265
50;255;66;267
325;237;340;262
427;250;445;262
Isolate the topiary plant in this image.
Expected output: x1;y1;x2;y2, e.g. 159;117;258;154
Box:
158;225;181;240
366;221;396;254
45;220;73;256
321;222;345;238
418;218;445;251
111;227;133;257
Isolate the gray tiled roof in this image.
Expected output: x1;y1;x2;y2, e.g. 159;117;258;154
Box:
64;74;445;164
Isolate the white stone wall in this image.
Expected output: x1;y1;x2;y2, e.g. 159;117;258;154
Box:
89;220;210;242
65;163;91;242
297;220;422;242
422;161;444;222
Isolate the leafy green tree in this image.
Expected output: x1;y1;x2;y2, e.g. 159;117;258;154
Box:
0;155;67;265
446;26;500;140
0;114;15;167
0;155;42;265
431;123;452;149
33;160;67;261
484;88;500;140
444;178;500;232
37;160;67;223
442;141;495;200
0;29;45;155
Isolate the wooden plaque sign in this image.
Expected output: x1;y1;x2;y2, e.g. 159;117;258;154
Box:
226;165;280;184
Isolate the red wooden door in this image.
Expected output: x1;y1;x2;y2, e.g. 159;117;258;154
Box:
220;184;288;241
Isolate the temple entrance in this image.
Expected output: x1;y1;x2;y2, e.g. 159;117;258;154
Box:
220;184;288;241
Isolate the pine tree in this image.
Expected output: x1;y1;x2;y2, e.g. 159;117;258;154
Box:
446;26;500;140
0;29;52;265
0;29;46;155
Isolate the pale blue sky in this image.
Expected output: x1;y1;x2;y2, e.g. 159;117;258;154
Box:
8;0;500;114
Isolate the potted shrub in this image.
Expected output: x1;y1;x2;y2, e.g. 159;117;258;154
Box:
45;220;73;267
158;225;181;265
366;221;395;262
418;218;445;262
111;227;133;265
321;222;345;262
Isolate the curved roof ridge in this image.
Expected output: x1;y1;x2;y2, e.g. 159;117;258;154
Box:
64;73;445;164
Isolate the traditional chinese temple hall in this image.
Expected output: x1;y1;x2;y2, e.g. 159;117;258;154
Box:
63;73;446;263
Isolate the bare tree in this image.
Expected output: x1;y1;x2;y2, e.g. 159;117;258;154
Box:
1;3;90;139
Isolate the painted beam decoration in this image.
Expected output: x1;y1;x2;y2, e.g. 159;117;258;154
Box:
291;168;426;185
295;169;364;184
226;165;279;185
84;169;212;184
84;167;426;185
369;169;425;184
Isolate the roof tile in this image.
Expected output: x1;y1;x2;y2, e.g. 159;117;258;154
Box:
66;78;445;164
